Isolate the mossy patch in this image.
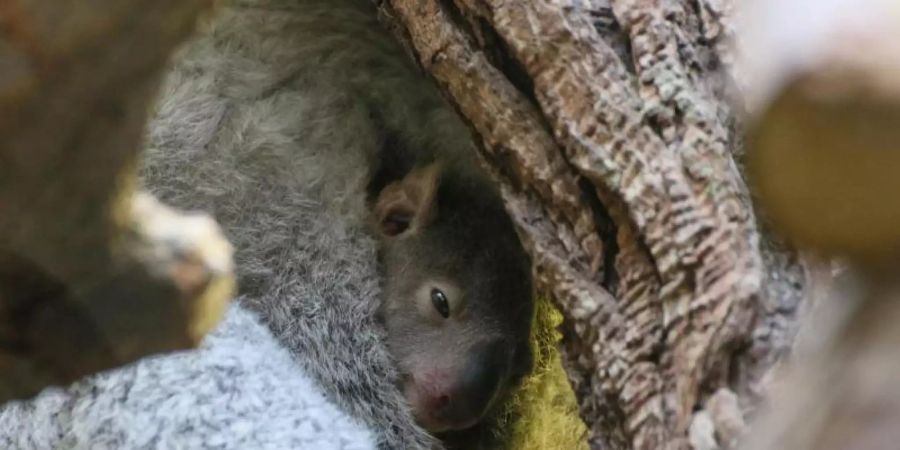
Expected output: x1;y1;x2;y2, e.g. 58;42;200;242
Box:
491;296;589;450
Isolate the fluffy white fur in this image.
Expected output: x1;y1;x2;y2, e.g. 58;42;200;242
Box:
0;304;375;450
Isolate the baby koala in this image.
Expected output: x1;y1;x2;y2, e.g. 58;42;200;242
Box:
368;147;535;434
140;0;535;446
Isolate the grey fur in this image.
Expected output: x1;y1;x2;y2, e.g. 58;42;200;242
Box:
0;304;376;450
139;0;480;448
0;0;480;448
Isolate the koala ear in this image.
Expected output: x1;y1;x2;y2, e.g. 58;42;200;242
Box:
373;163;441;237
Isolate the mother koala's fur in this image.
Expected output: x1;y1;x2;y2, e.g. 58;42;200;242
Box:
141;0;481;448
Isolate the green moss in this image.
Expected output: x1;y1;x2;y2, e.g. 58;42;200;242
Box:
490;296;589;450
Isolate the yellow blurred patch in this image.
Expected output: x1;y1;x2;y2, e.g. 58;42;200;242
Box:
490;296;589;450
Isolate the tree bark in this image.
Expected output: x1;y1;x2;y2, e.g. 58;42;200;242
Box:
375;1;809;449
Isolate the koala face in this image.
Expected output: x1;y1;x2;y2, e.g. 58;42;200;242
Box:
372;163;534;432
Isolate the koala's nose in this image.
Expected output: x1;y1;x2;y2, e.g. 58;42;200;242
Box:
414;340;508;431
430;339;505;427
459;340;505;413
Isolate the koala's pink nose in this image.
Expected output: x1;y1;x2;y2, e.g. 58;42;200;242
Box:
428;392;451;411
413;374;461;426
416;340;506;430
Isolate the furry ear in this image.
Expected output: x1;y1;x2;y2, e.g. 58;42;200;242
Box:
373;163;441;237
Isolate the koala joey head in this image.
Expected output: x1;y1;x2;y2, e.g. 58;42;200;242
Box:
370;162;535;433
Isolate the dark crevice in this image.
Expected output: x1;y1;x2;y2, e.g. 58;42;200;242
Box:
589;6;636;76
647;337;664;366
577;176;619;292
439;0;540;109
478;18;539;108
694;334;754;413
438;0;472;39
726;338;755;391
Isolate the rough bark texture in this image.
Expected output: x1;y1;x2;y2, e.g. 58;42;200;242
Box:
0;0;235;403
375;1;808;449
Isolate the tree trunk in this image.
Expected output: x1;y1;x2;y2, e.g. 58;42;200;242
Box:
374;1;810;449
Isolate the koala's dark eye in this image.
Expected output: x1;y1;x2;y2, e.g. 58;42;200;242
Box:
430;288;450;319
